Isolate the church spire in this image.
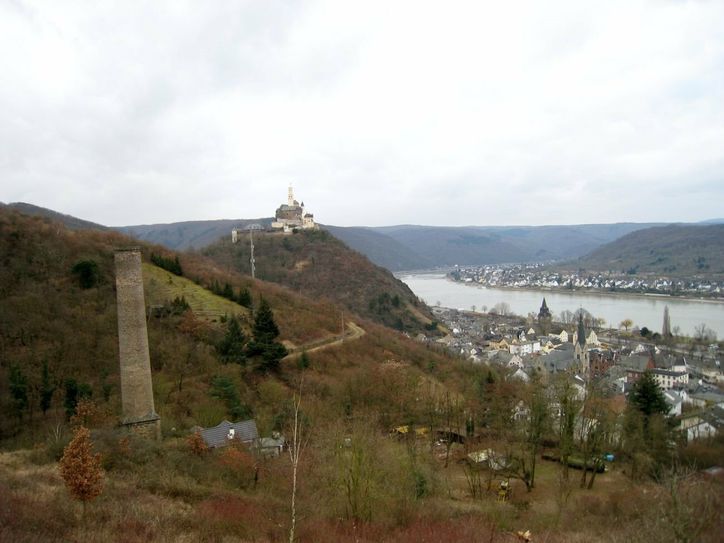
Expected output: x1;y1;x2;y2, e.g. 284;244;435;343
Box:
538;297;551;319
577;312;587;347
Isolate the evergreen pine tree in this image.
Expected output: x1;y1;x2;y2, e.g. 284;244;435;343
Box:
237;287;252;308
71;260;100;289
217;315;247;364
247;298;287;372
210;375;251;419
9;365;29;421
297;351;310;370
630;371;669;419
251;298;280;344
40;360;55;416
222;282;234;300
64;379;92;419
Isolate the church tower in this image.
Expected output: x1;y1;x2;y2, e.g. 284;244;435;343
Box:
538;297;552;333
288;185;294;206
574;313;590;375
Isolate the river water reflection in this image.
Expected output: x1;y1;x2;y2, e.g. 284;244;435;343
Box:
400;273;724;339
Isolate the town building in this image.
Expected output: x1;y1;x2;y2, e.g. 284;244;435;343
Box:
650;368;689;390
573;313;590;375
538;298;552;332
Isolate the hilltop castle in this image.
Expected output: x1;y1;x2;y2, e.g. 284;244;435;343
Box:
271;185;317;233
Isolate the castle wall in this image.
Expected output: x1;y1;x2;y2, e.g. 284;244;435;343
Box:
114;249;160;439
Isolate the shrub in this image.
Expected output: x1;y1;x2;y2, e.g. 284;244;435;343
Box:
71;260;100;288
58;426;104;512
187;431;208;457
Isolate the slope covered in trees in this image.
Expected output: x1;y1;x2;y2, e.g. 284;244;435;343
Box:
572;224;724;278
112;214;659;271
117;217;274;250
202;229;438;334
0;207;348;440
1;206;722;543
2;201;109;231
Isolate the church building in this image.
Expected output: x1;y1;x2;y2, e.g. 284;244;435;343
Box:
573;313;590;375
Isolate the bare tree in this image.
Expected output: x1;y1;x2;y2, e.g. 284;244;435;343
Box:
288;380;306;543
694;323;716;343
559;310;574;324
492;302;512;316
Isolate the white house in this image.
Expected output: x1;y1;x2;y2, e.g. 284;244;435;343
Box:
509;341;541;356
663;389;689;416
651;368;689;390
507;354;524;369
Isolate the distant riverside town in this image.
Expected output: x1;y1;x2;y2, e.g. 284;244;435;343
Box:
450;263;723;299
423;299;722;443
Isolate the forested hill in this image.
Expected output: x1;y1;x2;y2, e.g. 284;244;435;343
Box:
571;223;724;277
202;229;438;334
2;202;109;231
365;223;659;269
113;216;659;271
323;225;433;271
117;217;274;251
0;205;453;443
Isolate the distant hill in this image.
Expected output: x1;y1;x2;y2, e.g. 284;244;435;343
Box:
2;202;109;231
117;217;659;271
323;225;433;271
117;218;274;250
202;229;437;333
571;224;724;277
368;223;658;269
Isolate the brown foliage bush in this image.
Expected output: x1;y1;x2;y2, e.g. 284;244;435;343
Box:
187;431;208;457
217;443;256;487
58;426;104;506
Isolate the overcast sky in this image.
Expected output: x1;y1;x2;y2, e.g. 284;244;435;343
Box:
1;1;723;227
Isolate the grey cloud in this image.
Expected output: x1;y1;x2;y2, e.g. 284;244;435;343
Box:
1;1;723;227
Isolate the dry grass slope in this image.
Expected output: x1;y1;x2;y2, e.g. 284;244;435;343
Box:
143;263;249;322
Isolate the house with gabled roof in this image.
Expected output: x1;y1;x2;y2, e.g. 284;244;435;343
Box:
192;419;259;449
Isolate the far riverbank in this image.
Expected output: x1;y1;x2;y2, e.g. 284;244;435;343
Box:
448;277;724;305
399;273;724;338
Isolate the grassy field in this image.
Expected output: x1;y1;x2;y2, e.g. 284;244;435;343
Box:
143;263;249;323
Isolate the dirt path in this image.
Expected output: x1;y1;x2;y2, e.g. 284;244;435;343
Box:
283;321;365;359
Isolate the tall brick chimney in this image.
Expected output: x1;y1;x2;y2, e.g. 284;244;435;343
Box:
114;248;160;439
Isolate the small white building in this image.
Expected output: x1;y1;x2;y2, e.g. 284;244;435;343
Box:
510;340;541;356
663;389;689;416
651;368;689;390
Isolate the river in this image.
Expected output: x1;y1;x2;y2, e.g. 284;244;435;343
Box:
399;273;724;339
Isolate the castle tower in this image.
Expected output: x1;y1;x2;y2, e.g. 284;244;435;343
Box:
114;248;161;439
